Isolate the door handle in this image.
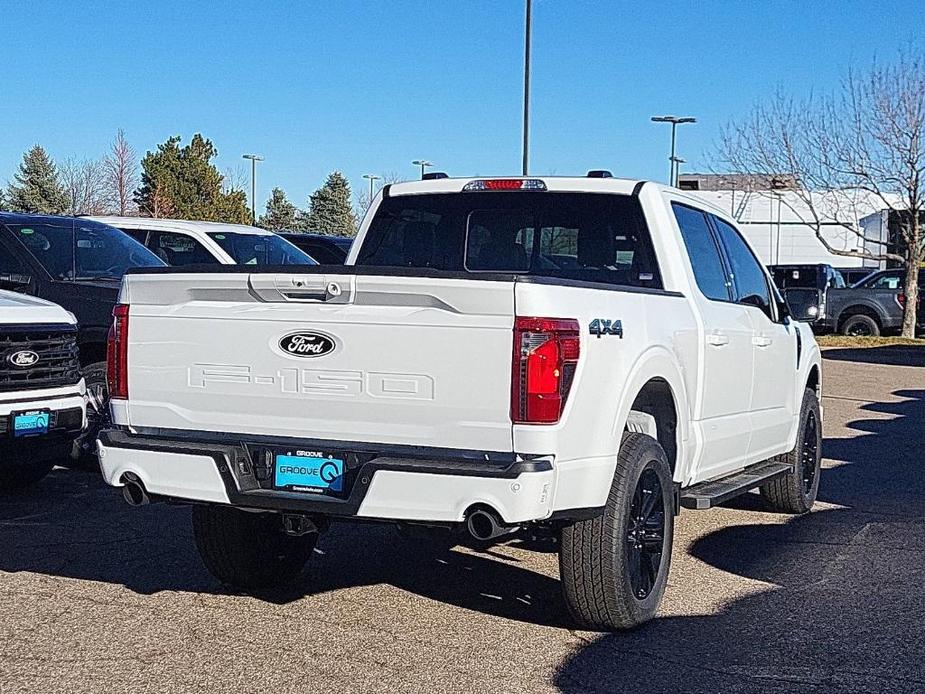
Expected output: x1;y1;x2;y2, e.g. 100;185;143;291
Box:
706;332;730;347
752;335;773;347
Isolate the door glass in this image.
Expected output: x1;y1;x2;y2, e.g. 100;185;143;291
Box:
149;231;220;266
869;273;902;290
711;216;774;320
0;244;28;275
672;204;730;301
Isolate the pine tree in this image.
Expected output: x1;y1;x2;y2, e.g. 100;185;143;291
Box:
258;187;302;230
304;172;358;236
0;187;6;212
134;134;249;223
6;145;69;214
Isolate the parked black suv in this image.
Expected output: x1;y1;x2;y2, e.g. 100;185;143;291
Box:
0;213;165;457
276;232;352;264
769;263;846;332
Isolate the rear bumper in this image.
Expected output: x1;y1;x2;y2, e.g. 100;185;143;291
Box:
97;429;563;524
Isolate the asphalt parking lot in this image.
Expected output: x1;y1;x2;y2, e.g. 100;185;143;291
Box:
1;347;923;694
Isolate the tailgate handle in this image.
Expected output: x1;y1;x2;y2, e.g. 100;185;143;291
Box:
281;281;342;301
248;275;352;303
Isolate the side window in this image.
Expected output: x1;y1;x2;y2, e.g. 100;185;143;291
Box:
120;228;148;245
147;231;218;266
711;216;774;320
0;240;29;275
672;204;730;301
870;273;902;290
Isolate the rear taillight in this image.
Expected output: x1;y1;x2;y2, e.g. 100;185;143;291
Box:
107;304;129;399
512;317;580;424
897;293;906;308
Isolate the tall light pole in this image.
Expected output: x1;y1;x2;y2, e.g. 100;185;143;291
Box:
242;154;264;225
522;0;533;176
650;115;695;186
670;156;686;183
362;174;381;203
411;160;434;179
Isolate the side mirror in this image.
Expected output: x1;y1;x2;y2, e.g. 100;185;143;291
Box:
777;297;791;321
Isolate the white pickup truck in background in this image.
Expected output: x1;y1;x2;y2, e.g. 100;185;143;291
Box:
0;291;85;490
98;174;822;630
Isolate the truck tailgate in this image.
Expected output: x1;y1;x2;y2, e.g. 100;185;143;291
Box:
120;272;515;451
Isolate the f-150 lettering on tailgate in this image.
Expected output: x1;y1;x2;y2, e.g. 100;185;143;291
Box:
188;363;435;400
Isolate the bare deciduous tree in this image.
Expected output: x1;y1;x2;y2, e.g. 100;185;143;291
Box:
60;157;107;216
222;165;249;195
354;171;405;220
103;129;138;216
718;50;925;337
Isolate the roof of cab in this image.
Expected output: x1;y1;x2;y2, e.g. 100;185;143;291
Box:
384;176;646;197
84;216;275;236
379;175;734;221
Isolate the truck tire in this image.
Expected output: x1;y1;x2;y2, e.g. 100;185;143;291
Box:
192;505;317;592
559;432;674;631
840;313;880;337
71;361;109;466
761;388;822;514
0;460;55;491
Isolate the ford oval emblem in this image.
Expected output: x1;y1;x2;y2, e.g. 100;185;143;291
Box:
278;331;336;358
8;350;40;368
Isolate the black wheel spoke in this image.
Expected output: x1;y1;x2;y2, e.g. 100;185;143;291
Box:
625;467;666;601
800;410;819;496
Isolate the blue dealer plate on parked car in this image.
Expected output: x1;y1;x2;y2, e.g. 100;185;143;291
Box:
12;410;50;437
274;452;345;494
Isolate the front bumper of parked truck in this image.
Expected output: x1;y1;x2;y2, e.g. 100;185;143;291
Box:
96;429;578;525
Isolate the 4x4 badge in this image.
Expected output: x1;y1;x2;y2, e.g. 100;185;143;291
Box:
589;319;623;338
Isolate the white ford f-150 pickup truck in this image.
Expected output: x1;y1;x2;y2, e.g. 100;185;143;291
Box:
98;175;822;630
0;290;85;490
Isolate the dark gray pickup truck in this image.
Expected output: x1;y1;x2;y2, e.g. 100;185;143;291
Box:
825;268;924;336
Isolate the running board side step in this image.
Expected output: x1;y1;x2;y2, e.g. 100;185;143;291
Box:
680;461;792;510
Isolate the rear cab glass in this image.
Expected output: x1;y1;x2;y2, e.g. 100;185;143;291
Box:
355;192;662;289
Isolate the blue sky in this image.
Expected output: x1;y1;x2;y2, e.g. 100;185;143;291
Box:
0;1;921;211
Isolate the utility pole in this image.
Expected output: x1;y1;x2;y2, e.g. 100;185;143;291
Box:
362;174;381;204
522;0;533;176
650;116;695;186
411;160;434;179
242;154;264;225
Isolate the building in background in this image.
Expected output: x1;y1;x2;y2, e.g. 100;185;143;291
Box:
678;173;896;271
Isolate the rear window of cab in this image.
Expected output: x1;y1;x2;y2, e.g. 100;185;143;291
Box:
355;192;662;289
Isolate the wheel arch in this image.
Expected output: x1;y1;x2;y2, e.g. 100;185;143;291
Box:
613;347;692;482
837;303;884;331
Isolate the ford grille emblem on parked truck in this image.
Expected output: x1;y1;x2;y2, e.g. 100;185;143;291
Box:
278;332;336;358
8;350;40;368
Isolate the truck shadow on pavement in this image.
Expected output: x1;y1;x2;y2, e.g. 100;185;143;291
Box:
1;390;923;687
821;344;925;367
553;388;925;693
0;468;571;626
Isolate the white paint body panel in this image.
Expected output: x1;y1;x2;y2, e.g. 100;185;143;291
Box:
106;178;821;521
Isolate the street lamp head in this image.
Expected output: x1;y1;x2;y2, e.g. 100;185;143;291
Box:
412;159;434;167
362;174;381;180
650;115;696;125
242;154;264;161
